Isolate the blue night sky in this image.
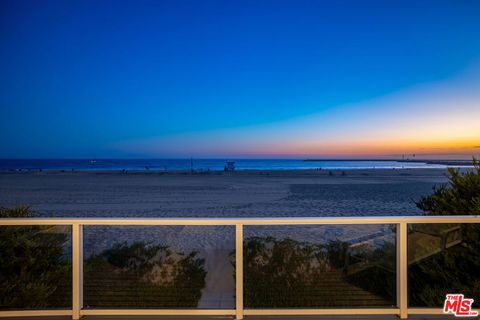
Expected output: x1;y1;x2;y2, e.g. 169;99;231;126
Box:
1;0;480;158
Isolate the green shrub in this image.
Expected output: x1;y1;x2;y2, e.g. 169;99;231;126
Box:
84;242;206;308
244;236;326;308
416;158;480;215
0;206;70;309
243;236;395;308
411;159;480;307
102;241;167;274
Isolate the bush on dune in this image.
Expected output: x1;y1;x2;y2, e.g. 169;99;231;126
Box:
0;207;207;308
411;158;480;307
0;206;70;309
84;241;207;308
243;236;395;308
416;158;480;215
244;236;328;308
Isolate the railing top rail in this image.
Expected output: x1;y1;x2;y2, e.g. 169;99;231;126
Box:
0;215;479;225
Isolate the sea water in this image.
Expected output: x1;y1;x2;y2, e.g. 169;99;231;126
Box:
0;158;464;171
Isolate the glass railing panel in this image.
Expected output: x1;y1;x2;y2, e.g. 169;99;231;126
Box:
83;225;235;309
243;224;396;308
408;223;480;308
0;225;72;310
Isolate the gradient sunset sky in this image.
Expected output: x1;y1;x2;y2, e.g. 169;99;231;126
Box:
1;0;479;159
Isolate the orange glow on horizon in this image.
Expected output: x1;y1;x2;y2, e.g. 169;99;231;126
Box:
113;65;480;160
239;137;480;158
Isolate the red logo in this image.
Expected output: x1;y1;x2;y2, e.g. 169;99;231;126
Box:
443;294;478;317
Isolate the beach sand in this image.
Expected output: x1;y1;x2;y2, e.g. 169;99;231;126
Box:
0;168;451;218
0;168;455;308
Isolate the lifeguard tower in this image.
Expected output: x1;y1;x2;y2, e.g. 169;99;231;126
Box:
224;161;235;171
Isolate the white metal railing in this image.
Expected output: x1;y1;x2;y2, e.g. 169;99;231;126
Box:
0;215;479;320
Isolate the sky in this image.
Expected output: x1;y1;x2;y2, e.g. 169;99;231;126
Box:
1;0;479;159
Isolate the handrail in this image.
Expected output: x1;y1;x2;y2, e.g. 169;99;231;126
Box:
1;215;479;225
0;215;479;320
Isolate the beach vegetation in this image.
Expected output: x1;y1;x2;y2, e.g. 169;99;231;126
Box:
416;158;480;215
410;159;480;307
84;242;207;308
243;236;395;308
0;207;207;309
0;206;71;309
101;241;166;274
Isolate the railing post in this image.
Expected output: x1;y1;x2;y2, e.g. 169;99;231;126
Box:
235;224;244;320
397;222;408;319
72;224;83;320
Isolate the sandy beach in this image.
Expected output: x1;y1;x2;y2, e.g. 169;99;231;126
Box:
0;168;456;308
0;168;452;218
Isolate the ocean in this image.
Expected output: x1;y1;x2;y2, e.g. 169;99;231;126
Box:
0;158;464;171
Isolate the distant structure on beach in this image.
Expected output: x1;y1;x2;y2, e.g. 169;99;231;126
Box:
224;161;235;171
402;154;417;161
